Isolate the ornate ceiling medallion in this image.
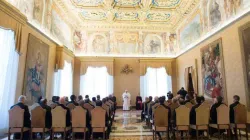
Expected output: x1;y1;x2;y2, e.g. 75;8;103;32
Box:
150;0;181;9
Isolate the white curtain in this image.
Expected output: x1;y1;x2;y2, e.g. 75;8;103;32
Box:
140;67;172;101
80;67;113;99
0;28;19;135
53;60;73;97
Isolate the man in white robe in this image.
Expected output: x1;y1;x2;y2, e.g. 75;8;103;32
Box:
122;90;131;111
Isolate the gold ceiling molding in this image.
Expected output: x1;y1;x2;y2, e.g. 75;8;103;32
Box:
78;57;114;76
56;46;74;70
139;59;174;76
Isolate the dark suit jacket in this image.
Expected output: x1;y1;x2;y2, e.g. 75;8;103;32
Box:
177;90;188;99
210;103;222;124
229;101;239;123
145;101;153;115
66;101;79;106
10;103;31;128
39;103;52;128
149;101;159;118
189;103;201;125
59;104;71;127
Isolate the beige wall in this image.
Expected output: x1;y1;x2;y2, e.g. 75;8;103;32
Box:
114;58;140;106
176;14;250;120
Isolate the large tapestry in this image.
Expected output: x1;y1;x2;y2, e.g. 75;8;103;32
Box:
240;23;250;109
201;39;226;101
23;34;49;104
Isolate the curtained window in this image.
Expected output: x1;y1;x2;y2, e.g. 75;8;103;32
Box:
0;28;19;135
80;67;113;99
53;60;73;97
140;67;172;101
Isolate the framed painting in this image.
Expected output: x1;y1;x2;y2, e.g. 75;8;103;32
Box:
23;34;49;104
239;22;250;110
200;38;227;103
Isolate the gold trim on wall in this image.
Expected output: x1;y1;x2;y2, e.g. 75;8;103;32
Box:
56;46;75;70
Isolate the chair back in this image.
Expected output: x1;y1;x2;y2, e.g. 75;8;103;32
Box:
216;104;229;125
175;105;190;126
67;103;76;110
195;104;210;125
234;104;247;124
185;102;193;109
102;104;110;117
9;106;24;128
190;99;196;105
169;102;179;120
71;106;86;127
49;103;57;109
51;106;66;127
31;106;46;128
200;101;211;109
84;103;94;113
91;107;106;128
154;105;169;127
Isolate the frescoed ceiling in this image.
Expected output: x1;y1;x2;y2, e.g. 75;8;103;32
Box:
54;0;200;31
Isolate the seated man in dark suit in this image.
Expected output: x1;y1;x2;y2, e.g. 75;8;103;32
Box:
58;97;71;127
149;96;159;119
230;95;240;135
210;96;224;135
10;95;31;139
39;98;52;129
77;95;83;103
84;98;95;108
67;95;79;106
230;95;240;123
155;97;171;139
97;95;101;101
190;97;202;136
145;96;153;116
184;94;192;105
200;96;205;103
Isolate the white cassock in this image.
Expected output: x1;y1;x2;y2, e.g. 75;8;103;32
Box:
122;92;131;110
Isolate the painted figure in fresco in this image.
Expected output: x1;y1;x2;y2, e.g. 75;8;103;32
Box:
210;1;222;27
27;52;44;101
169;34;176;53
92;35;106;53
73;31;85;52
33;0;44;24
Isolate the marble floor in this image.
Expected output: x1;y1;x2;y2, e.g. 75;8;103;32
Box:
110;110;153;140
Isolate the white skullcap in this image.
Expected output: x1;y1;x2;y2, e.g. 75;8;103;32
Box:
18;95;26;103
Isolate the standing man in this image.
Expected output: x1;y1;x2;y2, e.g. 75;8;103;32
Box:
122;90;131;111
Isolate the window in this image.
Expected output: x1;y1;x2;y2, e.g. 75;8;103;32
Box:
53;60;73;97
80;67;113;99
140;67;172;100
0;28;19;135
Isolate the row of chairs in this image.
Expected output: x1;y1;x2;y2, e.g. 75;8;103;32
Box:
151;102;248;140
8;103;113;140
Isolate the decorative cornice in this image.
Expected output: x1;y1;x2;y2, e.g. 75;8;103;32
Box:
56;46;75;58
0;0;27;25
77;57;115;62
